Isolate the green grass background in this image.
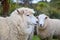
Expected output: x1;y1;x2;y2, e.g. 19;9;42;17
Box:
32;35;58;40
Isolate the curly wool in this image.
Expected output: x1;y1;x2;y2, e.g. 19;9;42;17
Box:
0;7;35;40
37;14;60;40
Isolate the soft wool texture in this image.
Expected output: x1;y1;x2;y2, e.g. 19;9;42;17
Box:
37;14;60;40
0;7;37;40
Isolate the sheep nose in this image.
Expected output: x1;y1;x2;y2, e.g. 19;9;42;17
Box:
40;24;42;27
36;21;38;23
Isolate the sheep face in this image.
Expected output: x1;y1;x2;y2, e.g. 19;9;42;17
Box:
25;14;38;25
17;7;38;25
38;14;48;29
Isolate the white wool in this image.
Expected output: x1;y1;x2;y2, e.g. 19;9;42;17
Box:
0;7;37;40
37;14;60;40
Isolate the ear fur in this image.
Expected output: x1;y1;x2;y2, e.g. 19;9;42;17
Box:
17;10;24;15
17;10;20;14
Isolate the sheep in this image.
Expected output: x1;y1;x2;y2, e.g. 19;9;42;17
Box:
37;14;60;40
0;7;38;40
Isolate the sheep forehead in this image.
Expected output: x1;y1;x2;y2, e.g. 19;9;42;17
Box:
39;14;47;19
18;7;35;14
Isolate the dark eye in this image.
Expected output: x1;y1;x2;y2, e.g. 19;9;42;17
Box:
27;15;29;16
45;17;47;19
36;16;38;19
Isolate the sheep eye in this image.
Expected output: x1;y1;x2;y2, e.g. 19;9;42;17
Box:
45;17;47;19
26;15;29;16
36;16;38;19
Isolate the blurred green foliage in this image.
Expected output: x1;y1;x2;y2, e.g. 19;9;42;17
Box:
32;35;58;40
0;0;60;19
9;3;20;15
32;35;40;40
35;1;60;19
0;0;22;16
35;2;49;16
8;0;22;16
0;6;3;15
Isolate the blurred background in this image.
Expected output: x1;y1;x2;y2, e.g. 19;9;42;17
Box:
0;0;60;19
0;0;60;40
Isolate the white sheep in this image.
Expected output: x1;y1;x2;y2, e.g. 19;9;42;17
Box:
37;14;60;40
0;7;38;40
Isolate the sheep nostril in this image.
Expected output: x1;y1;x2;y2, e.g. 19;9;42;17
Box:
40;24;42;27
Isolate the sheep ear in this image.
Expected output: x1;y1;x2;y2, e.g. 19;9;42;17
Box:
17;10;20;14
17;10;24;15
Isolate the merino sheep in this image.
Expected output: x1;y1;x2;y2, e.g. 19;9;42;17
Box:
37;14;60;40
0;7;38;40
